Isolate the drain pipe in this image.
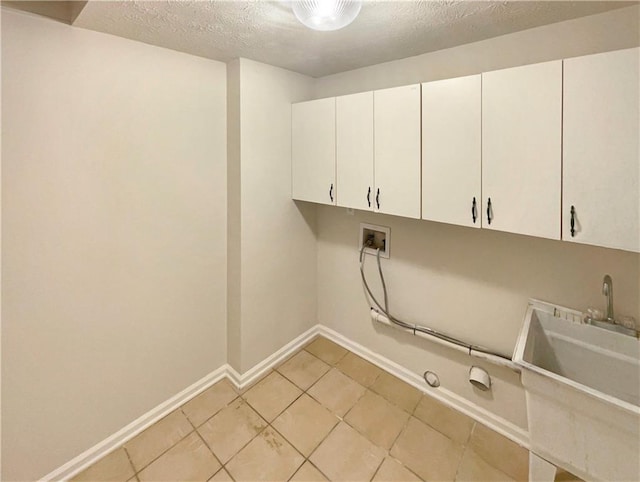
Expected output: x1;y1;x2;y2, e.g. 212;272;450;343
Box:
370;309;520;372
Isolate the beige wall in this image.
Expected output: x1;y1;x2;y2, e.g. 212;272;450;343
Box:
1;10;227;480
227;59;317;373
2;4;640;479
226;59;242;371
0;7;4;477
313;6;640;430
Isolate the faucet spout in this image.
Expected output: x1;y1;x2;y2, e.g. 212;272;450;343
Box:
602;274;614;322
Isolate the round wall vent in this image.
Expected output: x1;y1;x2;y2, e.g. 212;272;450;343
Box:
423;371;440;387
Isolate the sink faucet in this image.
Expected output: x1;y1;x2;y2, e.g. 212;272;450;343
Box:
602;274;614;322
584;274;637;337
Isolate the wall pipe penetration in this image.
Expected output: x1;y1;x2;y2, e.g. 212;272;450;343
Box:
360;245;520;373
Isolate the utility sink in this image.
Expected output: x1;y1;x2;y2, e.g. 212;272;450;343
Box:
513;300;640;482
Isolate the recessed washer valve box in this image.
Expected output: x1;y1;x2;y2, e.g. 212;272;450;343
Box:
359;223;390;258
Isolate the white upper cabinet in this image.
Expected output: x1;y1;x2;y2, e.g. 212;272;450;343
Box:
291;49;637;252
374;84;421;219
336;91;374;211
422;75;481;228
292;97;336;205
482;61;562;240
563;48;639;252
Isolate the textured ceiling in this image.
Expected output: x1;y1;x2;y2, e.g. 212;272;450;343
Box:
73;1;636;77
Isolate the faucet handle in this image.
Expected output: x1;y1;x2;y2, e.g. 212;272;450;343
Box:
586;307;604;322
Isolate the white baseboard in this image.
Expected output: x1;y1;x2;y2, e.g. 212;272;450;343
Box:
41;365;229;481
228;324;321;389
316;325;530;449
42;326;321;481
43;324;528;480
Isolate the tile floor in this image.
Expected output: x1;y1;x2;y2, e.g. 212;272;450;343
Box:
72;336;580;482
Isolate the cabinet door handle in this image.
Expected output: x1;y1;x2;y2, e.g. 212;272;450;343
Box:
367;187;371;207
376;188;380;210
570;205;576;237
329;183;334;203
472;197;477;224
487;197;492;225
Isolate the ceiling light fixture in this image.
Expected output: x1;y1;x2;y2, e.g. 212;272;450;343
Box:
292;0;362;32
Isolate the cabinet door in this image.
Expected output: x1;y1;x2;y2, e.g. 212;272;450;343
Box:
482;61;562;239
292;98;336;205
336;91;374;211
563;48;639;252
422;75;481;228
374;84;421;219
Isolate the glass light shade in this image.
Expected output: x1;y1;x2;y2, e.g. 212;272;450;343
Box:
292;0;362;31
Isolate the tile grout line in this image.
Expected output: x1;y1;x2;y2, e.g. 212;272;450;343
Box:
236;367;274;394
206;354;318;481
126;411;200;477
130;427;194;477
379;380;423;479
214;402;270;475
215;464;237;482
268;394;340;463
462;420;479;480
234;371;310;478
302;382;391;480
463;422;527;481
390;415;412;450
453;443;472;482
252;344;518;481
241;373;306;424
463;420;477;446
79;340;533;482
129;395;239;479
278;348;354;481
411;395;480;448
182;393;245;480
369;455;387;481
122;446;137;480
337;379;369;422
86;345;364;479
305;339;349;367
274;355;331;392
279;343;417;480
262;421;307;478
192;428;224;479
304;457;334;482
266;419;308;462
188;393;241;431
388;454;425;482
304;418;342;468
